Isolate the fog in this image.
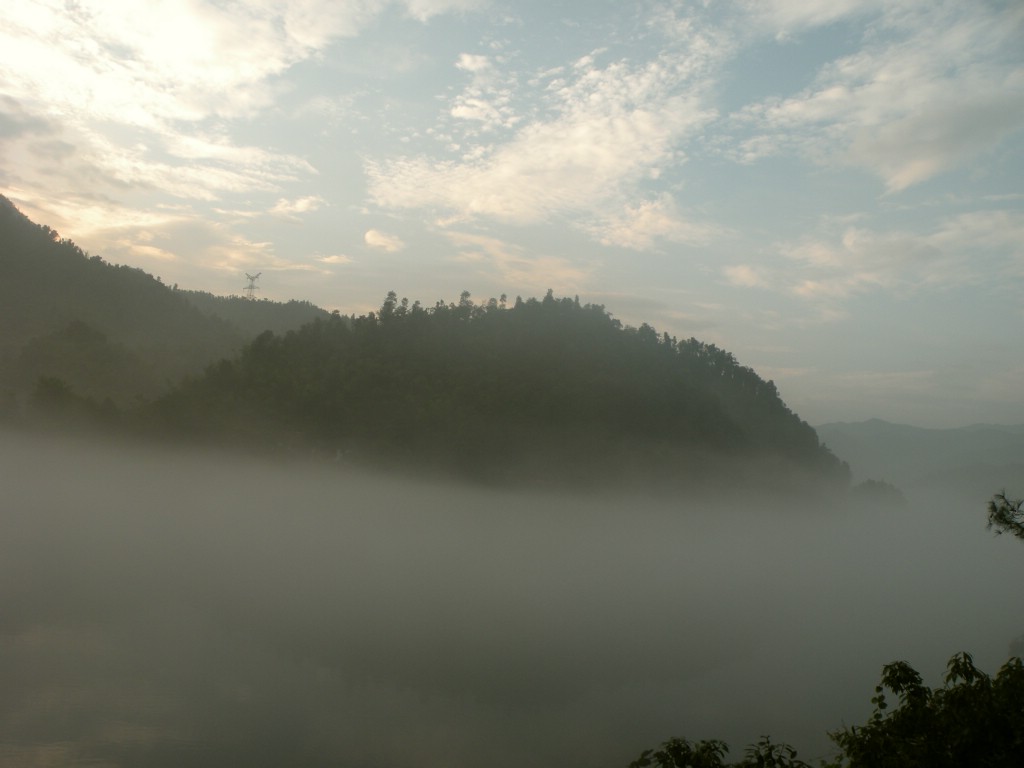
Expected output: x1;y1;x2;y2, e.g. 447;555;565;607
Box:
2;430;1022;768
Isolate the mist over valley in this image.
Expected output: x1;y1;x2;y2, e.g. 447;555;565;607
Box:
2;428;1022;767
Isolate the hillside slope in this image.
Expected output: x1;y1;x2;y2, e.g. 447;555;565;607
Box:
0;196;326;407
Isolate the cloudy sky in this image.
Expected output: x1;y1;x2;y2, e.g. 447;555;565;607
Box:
2;0;1022;428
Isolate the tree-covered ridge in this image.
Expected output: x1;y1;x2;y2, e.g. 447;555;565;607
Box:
0;195;239;351
0;196;326;408
154;290;848;490
177;289;330;338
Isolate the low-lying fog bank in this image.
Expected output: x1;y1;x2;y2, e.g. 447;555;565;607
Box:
1;430;1021;767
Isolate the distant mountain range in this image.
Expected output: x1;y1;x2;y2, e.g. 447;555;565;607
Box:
816;419;1024;498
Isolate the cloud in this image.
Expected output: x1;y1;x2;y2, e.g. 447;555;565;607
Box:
730;2;1024;190
0;0;483;209
364;229;406;251
776;208;1024;303
403;0;485;22
1;0;483;122
443;231;589;293
270;195;326;217
742;0;889;38
446;51;522;133
587;195;719;250
724;265;768;289
456;53;492;73
5;191;190;246
316;254;355;265
0;95;49;139
711;205;1024;321
367;44;720;246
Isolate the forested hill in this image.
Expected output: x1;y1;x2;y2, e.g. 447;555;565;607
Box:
0;195;327;407
154;291;849;492
177;290;330;339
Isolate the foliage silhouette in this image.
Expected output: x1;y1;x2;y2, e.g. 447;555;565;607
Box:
828;652;1024;767
987;491;1024;541
627;735;810;768
630;653;1024;768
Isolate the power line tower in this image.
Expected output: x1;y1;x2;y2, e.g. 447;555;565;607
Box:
244;272;261;300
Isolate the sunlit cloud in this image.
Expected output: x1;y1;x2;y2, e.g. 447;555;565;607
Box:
270;195;326;218
364;229;406;252
0;0;483;211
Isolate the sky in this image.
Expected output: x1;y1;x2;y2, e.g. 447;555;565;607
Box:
1;0;1023;428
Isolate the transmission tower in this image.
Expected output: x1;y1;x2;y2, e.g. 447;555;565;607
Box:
244;272;261;300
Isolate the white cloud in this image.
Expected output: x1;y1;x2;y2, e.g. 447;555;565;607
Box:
364;229;405;251
368;45;720;245
731;2;1024;190
447;50;520;133
456;53;491;73
0;0;483;208
316;254;354;265
587;195;718;250
270;195;326;217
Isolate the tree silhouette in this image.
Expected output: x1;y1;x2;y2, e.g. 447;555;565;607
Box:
628;653;1024;768
987;491;1024;541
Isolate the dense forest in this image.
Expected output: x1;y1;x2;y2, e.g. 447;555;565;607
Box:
149;289;848;490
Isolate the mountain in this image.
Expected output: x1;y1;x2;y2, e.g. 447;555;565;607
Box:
816;419;1024;497
2;197;848;492
152;290;850;492
0;195;327;409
